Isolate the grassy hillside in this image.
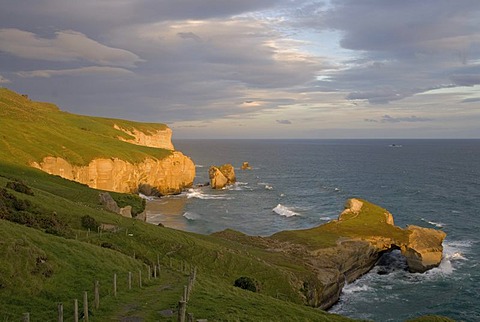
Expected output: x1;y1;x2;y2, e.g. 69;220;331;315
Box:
0;161;355;321
0;88;171;166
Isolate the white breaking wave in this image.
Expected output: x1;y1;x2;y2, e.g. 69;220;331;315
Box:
227;182;251;191
272;204;300;217
342;284;372;295
195;164;205;168
183;211;201;220
421;218;445;228
425;239;471;276
138;193;156;201
320;216;332;221
185;189;232;200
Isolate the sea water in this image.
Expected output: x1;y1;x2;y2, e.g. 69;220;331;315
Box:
146;139;480;321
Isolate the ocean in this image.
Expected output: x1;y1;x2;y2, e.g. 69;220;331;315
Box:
146;139;480;321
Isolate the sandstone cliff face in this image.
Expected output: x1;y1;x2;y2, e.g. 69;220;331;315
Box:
209;164;236;189
114;124;175;150
32;151;195;195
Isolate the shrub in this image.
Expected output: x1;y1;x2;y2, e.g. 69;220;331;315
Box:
81;215;99;231
101;242;114;249
5;180;34;196
234;276;259;292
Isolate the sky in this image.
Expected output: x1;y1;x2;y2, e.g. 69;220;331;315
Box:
1;0;479;139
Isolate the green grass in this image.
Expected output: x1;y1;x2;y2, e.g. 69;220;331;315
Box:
272;199;409;249
0;88;171;166
0;160;355;321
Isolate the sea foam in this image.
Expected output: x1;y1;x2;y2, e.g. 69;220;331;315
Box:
272;204;300;217
183;211;201;220
185;189;232;200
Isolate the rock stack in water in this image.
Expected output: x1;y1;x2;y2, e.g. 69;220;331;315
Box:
209;164;236;189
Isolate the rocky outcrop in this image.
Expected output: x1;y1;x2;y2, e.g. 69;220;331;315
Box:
217;198;446;310
241;161;252;170
114;124;174;150
402;225;447;273
337;199;445;274
209;164;236;189
99;192;132;218
32;151;195;195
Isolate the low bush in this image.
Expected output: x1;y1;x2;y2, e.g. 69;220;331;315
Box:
234;276;259;292
81;215;99;231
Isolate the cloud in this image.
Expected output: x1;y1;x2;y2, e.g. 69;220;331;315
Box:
451;74;480;86
276;119;292;124
16;66;134;78
0;28;143;67
0;74;11;84
461;97;480;103
365;115;433;123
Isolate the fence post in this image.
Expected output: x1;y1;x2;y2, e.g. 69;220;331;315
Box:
22;313;30;322
139;269;142;288
148;266;151;280
113;273;117;297
57;303;63;322
154;265;157;279
74;299;79;322
183;285;188;302
178;300;186;322
83;291;89;322
94;280;100;309
128;271;132;290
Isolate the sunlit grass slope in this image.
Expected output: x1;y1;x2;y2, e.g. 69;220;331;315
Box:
0;161;353;321
0;88;171;165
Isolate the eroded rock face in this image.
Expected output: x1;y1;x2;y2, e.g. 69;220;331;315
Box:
402;225;447;273
209;164;236;189
32;151;195;195
114;124;175;150
339;199;445;273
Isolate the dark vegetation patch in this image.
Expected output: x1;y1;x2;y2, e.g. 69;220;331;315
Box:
0;188;71;237
81;215;100;231
234;276;259;292
5;180;34;196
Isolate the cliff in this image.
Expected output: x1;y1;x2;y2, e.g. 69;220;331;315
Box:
0;88;195;195
32;152;195;195
215;198;446;309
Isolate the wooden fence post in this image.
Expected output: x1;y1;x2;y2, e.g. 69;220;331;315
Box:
154;265;157;279
139;269;142;288
183;285;188;302
113;273;117;297
22;313;30;322
128;271;132;290
178;300;187;322
83;291;89;322
74;299;79;322
94;280;100;309
57;303;63;322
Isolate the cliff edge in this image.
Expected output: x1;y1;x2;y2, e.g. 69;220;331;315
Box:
0;88;195;195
